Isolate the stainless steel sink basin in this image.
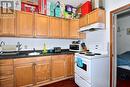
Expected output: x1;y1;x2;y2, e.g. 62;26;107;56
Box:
0;52;19;56
28;52;41;56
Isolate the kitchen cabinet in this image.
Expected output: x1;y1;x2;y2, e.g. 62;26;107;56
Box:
35;56;51;84
0;15;16;36
66;54;74;76
51;55;66;80
14;58;34;87
35;14;49;37
0;76;14;87
16;11;34;37
0;54;75;87
49;17;61;38
88;8;105;25
0;59;14;87
61;19;70;38
69;19;80;38
79;32;86;39
79;15;88;28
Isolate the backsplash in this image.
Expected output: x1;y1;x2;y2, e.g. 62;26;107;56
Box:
0;37;77;51
0;30;107;52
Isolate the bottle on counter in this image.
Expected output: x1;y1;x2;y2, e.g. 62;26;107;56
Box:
42;43;47;54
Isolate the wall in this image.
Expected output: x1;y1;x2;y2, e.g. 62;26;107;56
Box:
84;30;108;54
117;15;130;54
0;38;76;50
105;0;130;43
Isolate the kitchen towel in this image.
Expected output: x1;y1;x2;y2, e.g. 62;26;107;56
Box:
77;57;83;67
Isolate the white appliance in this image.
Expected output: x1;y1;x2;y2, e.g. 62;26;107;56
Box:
79;23;105;32
75;52;109;87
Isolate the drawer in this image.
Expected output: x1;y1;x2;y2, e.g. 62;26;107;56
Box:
0;59;13;66
14;58;34;65
0;75;14;87
35;56;51;63
0;66;13;78
75;74;91;87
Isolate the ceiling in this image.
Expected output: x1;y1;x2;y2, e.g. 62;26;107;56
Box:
47;0;87;7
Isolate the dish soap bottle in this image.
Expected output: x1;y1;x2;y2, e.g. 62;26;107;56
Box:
43;43;47;54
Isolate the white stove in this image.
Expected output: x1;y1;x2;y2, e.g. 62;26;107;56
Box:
74;52;109;87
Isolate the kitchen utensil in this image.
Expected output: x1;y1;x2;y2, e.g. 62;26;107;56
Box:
81;42;87;52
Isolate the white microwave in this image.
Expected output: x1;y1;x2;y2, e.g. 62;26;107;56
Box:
69;44;82;52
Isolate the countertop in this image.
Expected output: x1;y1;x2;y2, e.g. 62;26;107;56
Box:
0;49;76;59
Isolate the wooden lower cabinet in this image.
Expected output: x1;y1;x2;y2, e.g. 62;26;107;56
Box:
35;56;51;84
1;54;74;87
0;76;14;87
66;54;74;77
51;55;66;80
0;59;14;87
14;63;34;87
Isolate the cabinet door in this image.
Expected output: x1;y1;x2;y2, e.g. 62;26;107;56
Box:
70;19;80;38
35;14;49;37
35;56;51;84
16;11;34;37
66;54;74;77
0;16;15;36
49;17;61;38
66;55;72;77
51;55;66;80
0;76;14;87
61;19;70;38
70;54;74;75
14;63;34;87
88;9;105;24
79;15;88;28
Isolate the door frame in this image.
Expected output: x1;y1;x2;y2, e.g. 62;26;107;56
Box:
110;4;130;87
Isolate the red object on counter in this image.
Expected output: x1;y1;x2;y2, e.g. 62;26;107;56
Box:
81;1;92;16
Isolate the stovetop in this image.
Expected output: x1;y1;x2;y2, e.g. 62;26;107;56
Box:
79;52;101;56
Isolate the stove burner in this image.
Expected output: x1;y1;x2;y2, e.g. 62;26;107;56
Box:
85;53;95;56
79;52;101;56
94;53;101;55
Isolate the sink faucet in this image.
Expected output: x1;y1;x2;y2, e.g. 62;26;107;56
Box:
0;41;5;54
16;42;22;51
0;41;5;47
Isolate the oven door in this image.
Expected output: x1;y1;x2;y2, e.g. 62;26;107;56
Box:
75;56;92;84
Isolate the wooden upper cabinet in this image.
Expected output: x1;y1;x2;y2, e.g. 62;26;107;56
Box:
61;19;70;38
0;15;15;36
79;32;86;39
35;14;49;37
16;11;34;37
51;55;66;80
49;17;61;38
35;56;51;84
79;15;88;28
88;8;105;24
69;19;80;38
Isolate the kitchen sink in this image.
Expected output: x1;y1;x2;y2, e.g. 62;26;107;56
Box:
28;52;41;56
